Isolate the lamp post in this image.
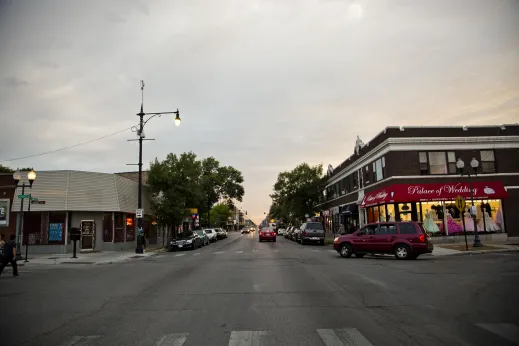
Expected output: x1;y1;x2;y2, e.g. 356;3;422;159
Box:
129;80;181;254
13;169;36;261
456;157;483;247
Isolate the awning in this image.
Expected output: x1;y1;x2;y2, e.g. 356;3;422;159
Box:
360;181;508;208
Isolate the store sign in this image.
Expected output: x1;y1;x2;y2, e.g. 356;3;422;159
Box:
360;181;508;207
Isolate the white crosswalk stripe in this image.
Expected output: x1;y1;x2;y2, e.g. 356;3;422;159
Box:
317;328;373;346
477;323;519;343
328;249;336;253
155;333;189;346
228;331;269;346
212;251;224;255
174;253;186;257
236;250;243;253
193;252;200;256
57;325;519;346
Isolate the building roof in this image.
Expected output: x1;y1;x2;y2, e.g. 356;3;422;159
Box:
327;124;519;181
11;170;151;214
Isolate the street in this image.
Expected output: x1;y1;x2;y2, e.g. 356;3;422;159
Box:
1;232;518;346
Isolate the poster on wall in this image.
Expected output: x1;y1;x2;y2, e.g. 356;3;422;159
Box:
48;223;64;242
0;199;9;226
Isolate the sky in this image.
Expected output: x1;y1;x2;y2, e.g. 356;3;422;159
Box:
0;0;518;224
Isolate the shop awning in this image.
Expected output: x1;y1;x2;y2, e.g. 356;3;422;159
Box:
360;181;508;208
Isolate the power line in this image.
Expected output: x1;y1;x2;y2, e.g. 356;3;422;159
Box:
0;126;132;163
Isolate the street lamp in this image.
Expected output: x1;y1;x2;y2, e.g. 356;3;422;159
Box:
129;80;181;254
13;169;36;261
456;157;483;247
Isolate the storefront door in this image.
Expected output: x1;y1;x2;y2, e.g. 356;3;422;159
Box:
80;220;95;250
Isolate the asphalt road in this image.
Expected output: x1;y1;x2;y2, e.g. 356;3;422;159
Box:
1;231;518;346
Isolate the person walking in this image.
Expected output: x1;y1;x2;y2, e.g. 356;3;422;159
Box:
0;234;19;277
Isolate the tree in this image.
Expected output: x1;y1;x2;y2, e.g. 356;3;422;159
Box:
147;152;245;232
269;163;323;223
0;165;34;173
210;203;232;228
0;165;14;173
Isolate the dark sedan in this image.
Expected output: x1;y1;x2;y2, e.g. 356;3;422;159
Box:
169;231;201;251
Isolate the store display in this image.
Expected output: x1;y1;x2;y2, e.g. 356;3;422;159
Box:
446;212;463;234
423;210;440;233
463;209;475;232
478;211;500;232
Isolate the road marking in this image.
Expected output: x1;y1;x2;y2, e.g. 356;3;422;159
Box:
273;249;279;253
477;323;519;343
228;331;269;346
328;249;336;253
213;251;224;255
193;253;200;256
317;328;373;346
236;250;243;254
155;333;189;346
60;335;100;346
174;254;186;257
312;249;321;252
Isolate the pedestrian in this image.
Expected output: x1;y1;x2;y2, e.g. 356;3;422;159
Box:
0;234;19;277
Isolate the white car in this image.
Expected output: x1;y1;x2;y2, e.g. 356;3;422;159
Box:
277;228;285;235
204;229;218;243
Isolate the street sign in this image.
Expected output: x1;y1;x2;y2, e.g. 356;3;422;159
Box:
136;209;144;218
189;208;198;214
18;194;30;199
455;195;466;212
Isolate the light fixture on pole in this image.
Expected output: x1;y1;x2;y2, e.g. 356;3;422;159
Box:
128;80;181;254
456;157;482;247
13;169;36;261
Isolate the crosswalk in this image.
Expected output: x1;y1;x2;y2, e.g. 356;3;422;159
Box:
165;248;337;258
56;323;519;345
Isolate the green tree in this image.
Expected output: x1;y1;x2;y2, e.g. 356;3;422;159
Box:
210;203;232;227
269;163;323;223
0;164;14;173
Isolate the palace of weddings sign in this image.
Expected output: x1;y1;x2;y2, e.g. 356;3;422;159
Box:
360;181;508;207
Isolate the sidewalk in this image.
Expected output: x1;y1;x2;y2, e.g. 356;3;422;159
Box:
431;243;519;257
19;247;166;266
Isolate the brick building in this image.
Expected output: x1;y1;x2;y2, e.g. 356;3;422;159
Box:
317;124;519;240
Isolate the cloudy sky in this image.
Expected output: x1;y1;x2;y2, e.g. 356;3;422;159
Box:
1;0;518;224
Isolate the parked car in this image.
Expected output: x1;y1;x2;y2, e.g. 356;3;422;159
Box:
333;221;434;260
277;228;285;235
217;228;227;239
259;228;276;242
291;227;301;241
284;226;293;239
298;222;325;245
241;228;250;234
169;231;201;251
194;230;210;246
204;229;218;243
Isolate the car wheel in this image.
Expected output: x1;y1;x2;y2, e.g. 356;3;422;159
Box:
339;243;353;258
355;253;365;258
394;244;411;260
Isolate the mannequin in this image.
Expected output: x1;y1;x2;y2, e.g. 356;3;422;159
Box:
423;209;440;233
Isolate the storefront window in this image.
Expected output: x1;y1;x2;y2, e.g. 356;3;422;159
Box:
398;203;412;221
387;204;395;221
114;213;125;242
126;215;135;241
103;213;113;242
378;205;386;222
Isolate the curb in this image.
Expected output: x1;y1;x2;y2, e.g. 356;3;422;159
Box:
432;248;519;257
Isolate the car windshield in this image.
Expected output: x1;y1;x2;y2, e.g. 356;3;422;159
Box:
177;233;193;239
204;230;213;233
195;231;204;235
306;223;323;230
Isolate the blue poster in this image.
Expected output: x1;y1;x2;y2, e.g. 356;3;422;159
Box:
49;223;63;242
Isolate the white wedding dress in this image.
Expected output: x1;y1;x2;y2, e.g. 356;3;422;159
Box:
478;211;500;232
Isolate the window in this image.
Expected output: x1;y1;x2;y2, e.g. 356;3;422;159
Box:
358;225;377;236
0;199;9;226
365;165;369;184
419;152;428;175
419;151;456;175
480;150;496;173
353;173;357;188
447;152;457;174
339;179;345;195
377;224;397;235
399;223;417;234
372;156;385;182
103;213;113;242
428;152;447;174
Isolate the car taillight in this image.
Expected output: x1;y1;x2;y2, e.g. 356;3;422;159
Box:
303;231;307;236
419;234;425;242
259;232;263;236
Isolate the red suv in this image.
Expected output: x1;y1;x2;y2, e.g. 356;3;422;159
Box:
333;222;433;260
